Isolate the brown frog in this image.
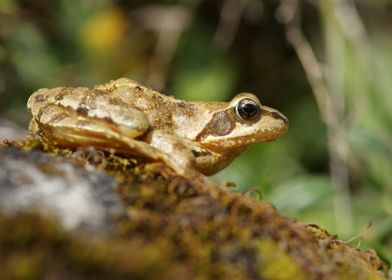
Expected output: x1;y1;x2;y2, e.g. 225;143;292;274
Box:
27;78;288;176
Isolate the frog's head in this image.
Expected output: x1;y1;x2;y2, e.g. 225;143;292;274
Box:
196;93;288;153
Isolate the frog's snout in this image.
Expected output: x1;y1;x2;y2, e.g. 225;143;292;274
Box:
261;106;289;130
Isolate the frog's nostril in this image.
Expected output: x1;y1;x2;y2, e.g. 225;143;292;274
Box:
270;111;289;126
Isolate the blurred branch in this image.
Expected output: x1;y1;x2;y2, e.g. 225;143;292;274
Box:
213;0;246;51
133;2;200;90
276;1;334;125
332;0;370;70
277;0;353;235
323;0;372;128
213;0;264;51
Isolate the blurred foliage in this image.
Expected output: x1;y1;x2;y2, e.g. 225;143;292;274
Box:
0;0;391;266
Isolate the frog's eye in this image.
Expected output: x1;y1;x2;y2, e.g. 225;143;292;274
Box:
235;98;260;121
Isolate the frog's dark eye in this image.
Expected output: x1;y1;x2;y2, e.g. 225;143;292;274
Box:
235;98;260;121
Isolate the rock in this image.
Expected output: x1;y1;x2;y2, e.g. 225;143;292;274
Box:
0;147;125;233
0;140;389;280
0;118;27;141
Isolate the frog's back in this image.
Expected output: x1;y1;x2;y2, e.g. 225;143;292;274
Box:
96;78;208;132
27;78;155;116
27;78;215;139
28;86;94;117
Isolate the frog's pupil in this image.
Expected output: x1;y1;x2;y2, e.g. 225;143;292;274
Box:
237;99;259;120
243;103;255;113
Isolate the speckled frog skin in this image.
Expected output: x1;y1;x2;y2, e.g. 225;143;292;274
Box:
27;78;288;176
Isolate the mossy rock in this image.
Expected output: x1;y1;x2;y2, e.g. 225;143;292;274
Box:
0;139;389;280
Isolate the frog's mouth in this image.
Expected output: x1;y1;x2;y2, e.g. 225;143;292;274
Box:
199;129;287;153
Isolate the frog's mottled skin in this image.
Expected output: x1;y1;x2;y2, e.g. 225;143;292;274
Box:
27;78;288;176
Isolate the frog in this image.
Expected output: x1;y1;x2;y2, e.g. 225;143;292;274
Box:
27;78;288;176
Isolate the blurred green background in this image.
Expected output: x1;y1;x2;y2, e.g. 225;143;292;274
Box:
0;0;391;265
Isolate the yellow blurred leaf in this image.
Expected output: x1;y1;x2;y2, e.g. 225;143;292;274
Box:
0;0;16;13
79;9;127;54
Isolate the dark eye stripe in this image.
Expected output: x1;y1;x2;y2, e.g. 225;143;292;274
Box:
195;109;235;141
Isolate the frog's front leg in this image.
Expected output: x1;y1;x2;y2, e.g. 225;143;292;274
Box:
147;130;201;177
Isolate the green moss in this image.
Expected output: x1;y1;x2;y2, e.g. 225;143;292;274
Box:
257;240;306;280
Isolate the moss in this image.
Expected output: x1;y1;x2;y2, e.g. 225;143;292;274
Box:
257;240;306;280
3;253;44;280
0;139;389;279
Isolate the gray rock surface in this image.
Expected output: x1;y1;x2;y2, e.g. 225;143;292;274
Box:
0;147;125;233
